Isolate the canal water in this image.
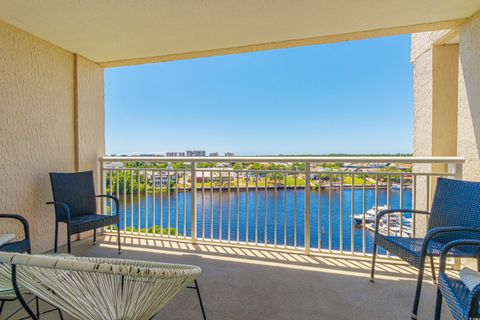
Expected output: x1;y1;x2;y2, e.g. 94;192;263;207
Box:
114;188;412;253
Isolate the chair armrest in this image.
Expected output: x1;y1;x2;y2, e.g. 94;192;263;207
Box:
439;239;480;273
426;226;480;243
374;209;430;235
46;201;71;222
96;195;120;216
419;227;480;263
0;214;30;242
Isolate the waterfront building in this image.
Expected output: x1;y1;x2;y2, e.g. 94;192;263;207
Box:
166;152;178;157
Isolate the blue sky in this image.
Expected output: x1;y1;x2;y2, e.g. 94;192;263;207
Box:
105;35;413;155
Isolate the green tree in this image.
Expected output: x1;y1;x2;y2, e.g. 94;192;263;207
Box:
106;170;146;194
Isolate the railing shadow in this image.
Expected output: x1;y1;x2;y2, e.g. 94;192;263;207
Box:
86;233;457;282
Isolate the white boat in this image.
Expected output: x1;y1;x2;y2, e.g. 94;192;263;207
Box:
365;215;414;237
354;205;389;225
391;184;413;190
391;184;401;190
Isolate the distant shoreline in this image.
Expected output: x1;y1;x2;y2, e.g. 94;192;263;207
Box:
123;184;412;194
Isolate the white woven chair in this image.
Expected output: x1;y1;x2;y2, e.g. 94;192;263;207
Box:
0;253;203;320
0;259;64;319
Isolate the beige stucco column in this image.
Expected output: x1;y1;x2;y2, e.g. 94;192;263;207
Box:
75;55;105;185
75;55;106;240
411;32;459;236
457;16;480;182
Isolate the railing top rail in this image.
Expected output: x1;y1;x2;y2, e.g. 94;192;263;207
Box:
100;156;465;164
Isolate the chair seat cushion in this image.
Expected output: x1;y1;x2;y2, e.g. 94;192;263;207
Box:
69;214;118;234
0;239;30;253
460;267;480;292
375;235;478;268
0;234;15;246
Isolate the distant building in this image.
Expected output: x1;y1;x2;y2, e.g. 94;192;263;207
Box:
169;150;205;157
104;162;124;169
139;153;159;157
209;152;219;157
224;152;235;157
367;163;389;168
195;171;212;183
187;150;206;156
149;171;176;186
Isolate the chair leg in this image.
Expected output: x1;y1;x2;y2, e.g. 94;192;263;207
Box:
0;300;4;316
370;243;378;283
117;222;122;254
411;256;427;320
430;255;437;284
477;252;480;272
67;234;71;254
58;308;64;320
12;265;38;320
67;224;72;254
35;296;40;318
194;280;207;320
54;222;59;253
434;288;442;320
93;228;96;245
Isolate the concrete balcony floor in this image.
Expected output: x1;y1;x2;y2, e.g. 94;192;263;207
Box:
4;234;455;320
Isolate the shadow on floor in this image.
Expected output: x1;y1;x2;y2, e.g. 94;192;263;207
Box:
2;235;455;320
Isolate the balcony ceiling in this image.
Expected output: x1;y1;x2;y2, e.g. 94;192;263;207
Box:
0;0;478;67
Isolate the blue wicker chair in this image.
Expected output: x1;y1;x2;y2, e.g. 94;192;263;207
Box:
0;214;31;317
47;171;121;254
370;178;480;320
0;214;31;254
434;239;480;320
0;214;63;319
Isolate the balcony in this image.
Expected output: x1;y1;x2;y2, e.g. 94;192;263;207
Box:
1;2;480;320
1;156;463;319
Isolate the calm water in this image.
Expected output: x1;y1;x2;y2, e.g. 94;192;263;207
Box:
114;189;412;253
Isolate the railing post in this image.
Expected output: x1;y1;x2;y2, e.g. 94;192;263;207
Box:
100;159;106;214
448;162;463;180
191;162;197;243
305;162;311;255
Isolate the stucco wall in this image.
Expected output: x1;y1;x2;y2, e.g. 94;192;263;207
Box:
77;55;105;182
76;55;105;240
0;20;104;253
432;45;459;159
411;47;433;236
410;30;453;63
411;32;459;236
458;16;480;181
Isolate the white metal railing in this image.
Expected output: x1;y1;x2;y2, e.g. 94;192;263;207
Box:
100;156;464;255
